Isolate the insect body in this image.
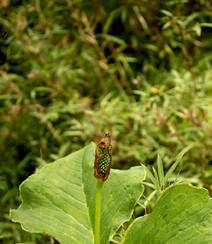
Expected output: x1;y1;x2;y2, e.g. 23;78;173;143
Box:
94;133;112;181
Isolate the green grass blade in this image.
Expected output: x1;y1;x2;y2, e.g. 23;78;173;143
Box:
152;167;160;192
156;154;164;188
145;166;157;190
164;145;193;183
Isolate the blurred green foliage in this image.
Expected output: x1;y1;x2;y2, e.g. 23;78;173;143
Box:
0;0;212;243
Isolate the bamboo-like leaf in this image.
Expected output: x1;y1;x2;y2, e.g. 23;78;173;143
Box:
156;154;164;187
164;145;193;183
152;167;160;192
144;166;157;190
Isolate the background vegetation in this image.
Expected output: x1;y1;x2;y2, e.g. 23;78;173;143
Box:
0;0;212;243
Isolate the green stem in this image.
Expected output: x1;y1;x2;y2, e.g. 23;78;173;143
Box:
94;180;104;244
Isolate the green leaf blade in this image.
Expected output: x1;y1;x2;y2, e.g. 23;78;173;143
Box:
102;166;145;243
157;154;164;187
11;147;94;244
10;143;146;244
164;145;193;183
123;184;212;244
82;143;146;243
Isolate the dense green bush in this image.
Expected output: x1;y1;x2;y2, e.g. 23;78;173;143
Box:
0;0;212;242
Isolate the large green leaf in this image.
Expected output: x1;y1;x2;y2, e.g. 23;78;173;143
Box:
123;184;212;244
10;143;145;244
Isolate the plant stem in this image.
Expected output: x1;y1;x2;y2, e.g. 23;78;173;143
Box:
94;180;104;244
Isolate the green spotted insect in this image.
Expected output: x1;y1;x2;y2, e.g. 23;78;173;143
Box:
94;133;112;181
